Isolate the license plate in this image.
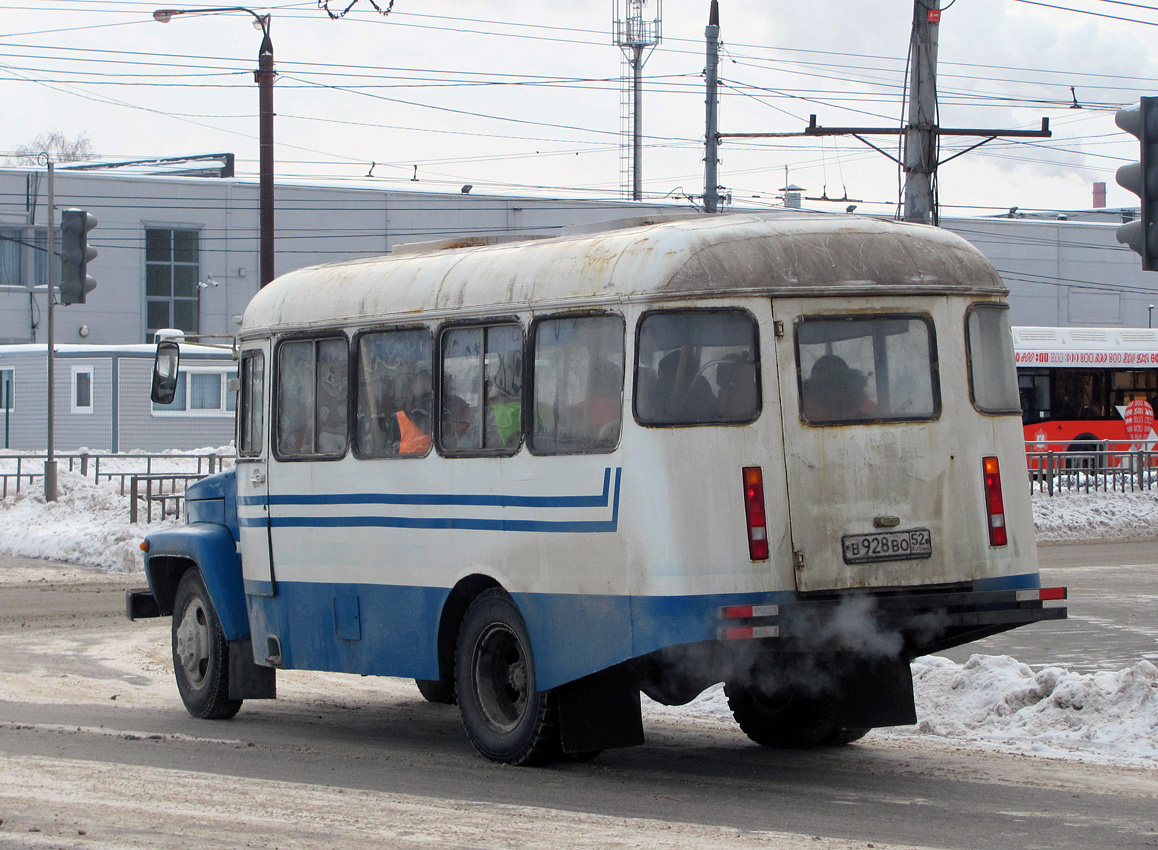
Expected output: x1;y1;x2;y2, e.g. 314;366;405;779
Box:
842;529;933;564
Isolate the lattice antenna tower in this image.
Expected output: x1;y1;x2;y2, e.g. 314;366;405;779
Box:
613;0;661;200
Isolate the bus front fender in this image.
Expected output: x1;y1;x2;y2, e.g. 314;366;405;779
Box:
143;524;249;642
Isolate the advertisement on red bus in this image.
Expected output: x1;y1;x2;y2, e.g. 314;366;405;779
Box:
1014;327;1158;463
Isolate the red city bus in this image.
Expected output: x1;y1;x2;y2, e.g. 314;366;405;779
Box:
1013;326;1158;461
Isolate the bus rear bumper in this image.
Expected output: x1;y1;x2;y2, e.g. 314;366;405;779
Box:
716;585;1068;657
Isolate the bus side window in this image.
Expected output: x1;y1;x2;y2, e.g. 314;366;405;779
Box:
635;309;760;427
238;350;264;456
440;323;523;454
355;328;434;458
275;336;349;458
531;314;625;454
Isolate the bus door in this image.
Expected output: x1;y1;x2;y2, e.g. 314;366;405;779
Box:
772;305;947;593
236;342;276;596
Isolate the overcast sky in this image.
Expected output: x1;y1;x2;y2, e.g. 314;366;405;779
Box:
2;0;1156;217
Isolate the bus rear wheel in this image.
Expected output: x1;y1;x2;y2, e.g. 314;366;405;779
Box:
724;683;863;748
455;589;558;765
171;569;242;720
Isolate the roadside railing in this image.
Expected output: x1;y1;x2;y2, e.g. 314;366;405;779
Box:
0;450;234;499
1025;440;1156;496
128;473;211;523
0;450;236;521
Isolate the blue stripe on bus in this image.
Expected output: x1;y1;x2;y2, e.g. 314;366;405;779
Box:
238;468;621;534
239;467;613;509
238;571;1046;691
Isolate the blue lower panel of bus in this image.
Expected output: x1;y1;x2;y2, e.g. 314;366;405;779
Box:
242;571;1042;691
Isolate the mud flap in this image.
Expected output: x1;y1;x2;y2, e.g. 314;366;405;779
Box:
556;663;645;754
228;639;277;700
833;656;916;729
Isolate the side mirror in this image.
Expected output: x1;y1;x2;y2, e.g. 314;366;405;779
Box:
151;340;181;404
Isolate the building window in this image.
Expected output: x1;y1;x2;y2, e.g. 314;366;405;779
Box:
145;228;200;342
0;229;24;288
152;368;237;416
0;369;13;410
72;366;94;414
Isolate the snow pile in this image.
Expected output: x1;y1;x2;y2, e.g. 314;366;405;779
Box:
897;654;1158;765
0;471;164;573
1032;490;1158;543
642;654;1158;767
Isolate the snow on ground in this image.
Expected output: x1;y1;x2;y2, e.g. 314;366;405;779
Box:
0;452;1156;767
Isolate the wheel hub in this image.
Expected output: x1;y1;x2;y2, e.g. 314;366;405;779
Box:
473;623;529;733
175;597;211;689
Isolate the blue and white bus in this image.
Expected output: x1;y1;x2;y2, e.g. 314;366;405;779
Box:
130;213;1066;765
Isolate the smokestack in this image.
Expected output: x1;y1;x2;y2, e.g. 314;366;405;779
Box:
1093;181;1106;209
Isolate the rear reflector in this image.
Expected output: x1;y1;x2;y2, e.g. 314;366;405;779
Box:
742;466;770;561
719;603;780;620
718;625;780;641
982;456;1008;547
1016;587;1068;602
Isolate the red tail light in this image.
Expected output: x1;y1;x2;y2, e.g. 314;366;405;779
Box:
742;466;770;560
983;456;1007;547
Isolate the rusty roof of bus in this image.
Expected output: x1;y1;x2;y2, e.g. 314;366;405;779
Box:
240;212;1005;334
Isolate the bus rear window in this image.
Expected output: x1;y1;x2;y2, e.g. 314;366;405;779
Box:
966;304;1020;415
531;314;625;454
796;315;938;425
635;309;760;426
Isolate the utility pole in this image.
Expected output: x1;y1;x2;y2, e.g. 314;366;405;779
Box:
154;7;275;285
256;17;275;287
904;0;939;224
715;1;1051;225
703;0;721;213
42;156;57;503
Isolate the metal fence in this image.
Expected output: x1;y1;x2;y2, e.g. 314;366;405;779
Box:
0;451;235;521
1025;440;1157;496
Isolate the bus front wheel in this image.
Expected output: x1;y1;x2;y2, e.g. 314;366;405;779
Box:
724;683;866;748
171;569;242;720
455;589;558;765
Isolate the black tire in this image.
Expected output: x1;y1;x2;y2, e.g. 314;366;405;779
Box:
171;569;242;720
1064;435;1104;471
724;683;837;748
455;589;559;765
415;677;457;705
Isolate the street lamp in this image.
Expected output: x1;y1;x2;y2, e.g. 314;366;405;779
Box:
154;7;276;288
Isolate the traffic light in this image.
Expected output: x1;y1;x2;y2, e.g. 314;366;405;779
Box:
1115;97;1158;271
59;208;97;305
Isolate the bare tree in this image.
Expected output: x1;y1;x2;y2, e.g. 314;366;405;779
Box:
7;131;96;165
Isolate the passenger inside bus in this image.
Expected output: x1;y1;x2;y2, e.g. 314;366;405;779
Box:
396;368;433;454
715;350;758;420
802;354;875;422
649;347;716;421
